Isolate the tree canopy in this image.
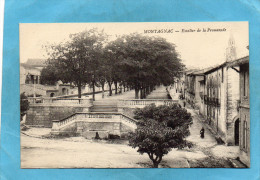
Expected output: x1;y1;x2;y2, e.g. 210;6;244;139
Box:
44;28;107;98
106;33;183;99
43;30;184;99
40;65;59;85
129;104;193;168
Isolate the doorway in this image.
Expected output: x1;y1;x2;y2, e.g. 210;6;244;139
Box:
234;119;239;146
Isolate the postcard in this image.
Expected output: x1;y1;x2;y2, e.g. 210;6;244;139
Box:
19;22;249;168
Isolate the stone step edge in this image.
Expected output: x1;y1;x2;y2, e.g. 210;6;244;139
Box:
228;158;248;168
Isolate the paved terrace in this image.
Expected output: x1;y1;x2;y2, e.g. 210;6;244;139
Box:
146;86;169;99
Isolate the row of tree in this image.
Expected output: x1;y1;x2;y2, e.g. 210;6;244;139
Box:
41;28;183;99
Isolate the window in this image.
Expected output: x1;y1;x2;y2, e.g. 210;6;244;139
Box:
243;116;247;151
243;71;246;97
242;67;249;98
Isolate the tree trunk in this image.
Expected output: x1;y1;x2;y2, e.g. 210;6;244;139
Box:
101;83;105;99
108;82;112;96
92;81;95;101
78;84;81;98
114;81;118;94
147;86;150;95
153;161;159;168
135;88;139;99
140;88;144;99
151;155;162;168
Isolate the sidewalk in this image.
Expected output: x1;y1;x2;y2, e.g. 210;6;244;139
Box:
180;98;241;164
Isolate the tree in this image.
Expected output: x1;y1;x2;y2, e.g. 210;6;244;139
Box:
20;93;29;121
104;37;125;95
45;28;107;98
129;104;192;168
106;33;183;99
40;65;59;85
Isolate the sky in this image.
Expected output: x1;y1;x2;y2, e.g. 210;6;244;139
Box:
20;22;249;69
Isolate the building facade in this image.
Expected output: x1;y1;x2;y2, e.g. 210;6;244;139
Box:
228;56;250;167
20;59;47;85
184;70;204;109
203;63;240;145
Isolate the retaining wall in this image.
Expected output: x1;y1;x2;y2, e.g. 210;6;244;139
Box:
26;105;90;128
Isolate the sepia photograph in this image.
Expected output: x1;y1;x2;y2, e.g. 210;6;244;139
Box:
20;22;249;168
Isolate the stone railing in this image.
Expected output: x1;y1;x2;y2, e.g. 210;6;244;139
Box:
27;97;93;105
118;99;178;108
52;112;137;132
120;114;138;129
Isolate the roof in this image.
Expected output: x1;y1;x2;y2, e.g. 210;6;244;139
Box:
203;55;249;74
21;59;47;68
227;56;249;67
203;62;227;75
185;69;199;75
186;68;207;76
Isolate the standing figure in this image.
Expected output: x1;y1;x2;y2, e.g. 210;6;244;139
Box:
183;101;186;108
200;127;205;139
95;132;100;139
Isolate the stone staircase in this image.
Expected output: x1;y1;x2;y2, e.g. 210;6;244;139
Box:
90;100;118;112
51;112;137;138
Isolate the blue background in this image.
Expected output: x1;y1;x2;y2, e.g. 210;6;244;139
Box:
1;0;260;179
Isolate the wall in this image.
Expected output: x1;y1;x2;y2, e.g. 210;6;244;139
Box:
239;63;250;167
198;81;205;115
226;67;240;145
79;121;121;138
204;66;240;145
53;117;135;139
239;107;250;166
205;67;226;142
194;75;204;109
26;105;90;128
20;65;42;84
46;90;59;97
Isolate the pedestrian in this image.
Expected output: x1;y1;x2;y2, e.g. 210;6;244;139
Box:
183;101;186;107
95;132;100;140
200;127;205;139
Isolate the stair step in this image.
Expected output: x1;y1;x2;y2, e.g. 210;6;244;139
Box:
90;110;118;112
228;158;247;168
91;104;117;107
90;105;118;112
91;108;118;110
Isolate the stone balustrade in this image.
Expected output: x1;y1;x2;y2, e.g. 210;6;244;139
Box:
118;99;179;108
27;97;93;105
52;112;137;132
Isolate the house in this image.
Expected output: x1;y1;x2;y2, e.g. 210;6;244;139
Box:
184;69;204;109
228;56;250;167
203;61;240;145
20;59;47;84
